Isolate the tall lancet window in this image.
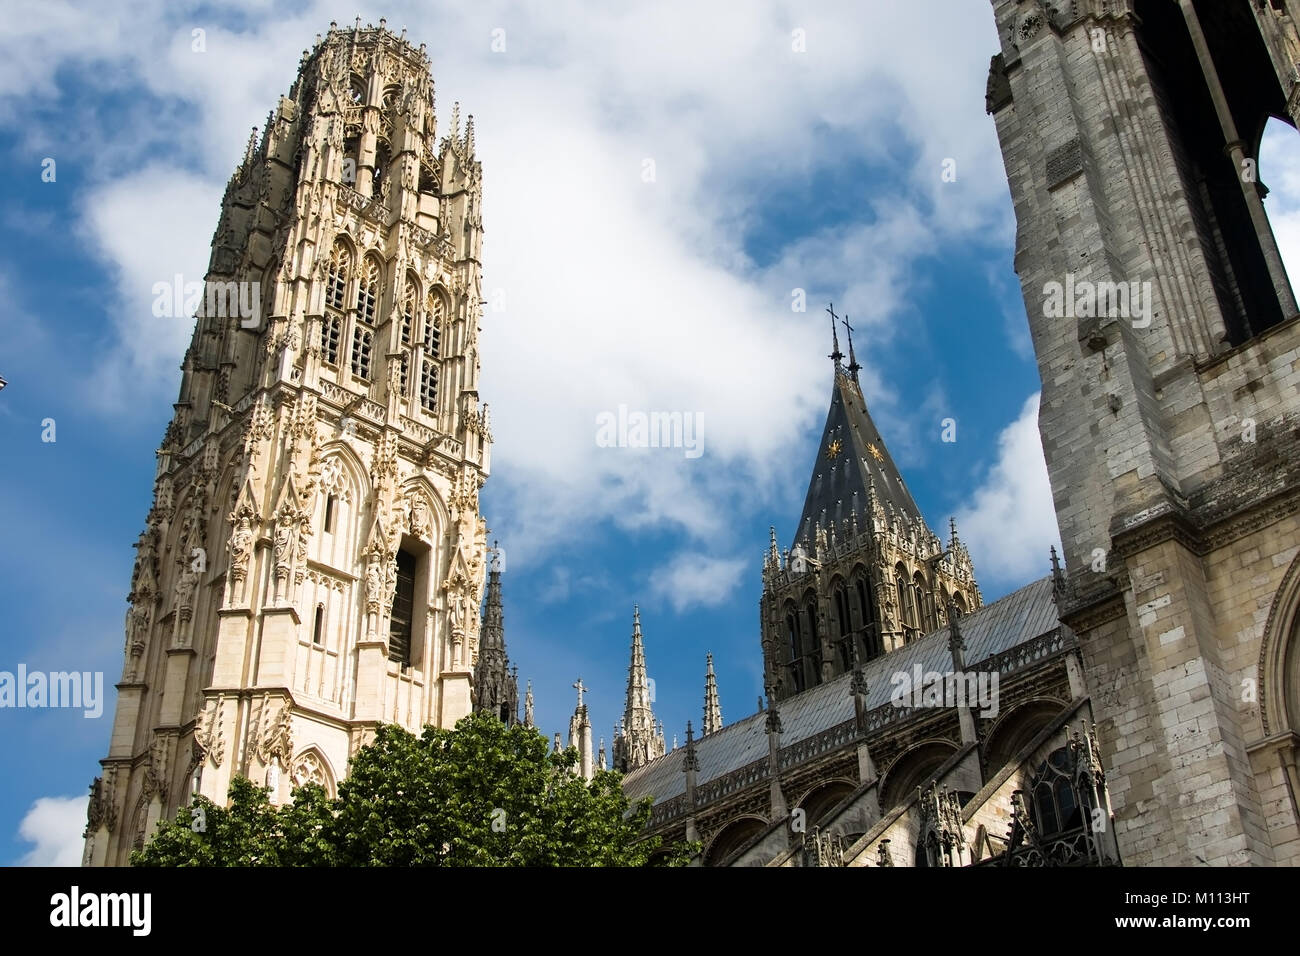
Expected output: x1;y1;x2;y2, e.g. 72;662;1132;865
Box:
786;605;805;694
804;596;820;682
389;549;416;667
322;241;350;366
357;257;381;325
425;289;444;356
325;242;350;310
400;276;419;345
419;289;445;414
855;576;880;661
396;275;419;403
896;565;916;639
352;257;381;380
833;585;852;672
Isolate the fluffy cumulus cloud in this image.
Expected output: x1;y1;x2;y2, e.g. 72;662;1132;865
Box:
954;393;1061;588
650;552;749;613
16;795;88;867
1;0;1014;567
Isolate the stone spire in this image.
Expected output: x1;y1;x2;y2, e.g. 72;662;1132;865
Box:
474;547;516;723
703;653;723;735
523;680;534;727
613;605;666;772
567;678;594;780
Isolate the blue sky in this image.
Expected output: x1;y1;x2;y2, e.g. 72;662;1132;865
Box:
3;0;1299;866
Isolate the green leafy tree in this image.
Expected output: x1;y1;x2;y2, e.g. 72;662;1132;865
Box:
133;713;694;867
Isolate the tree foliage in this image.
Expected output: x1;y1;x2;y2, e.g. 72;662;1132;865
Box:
132;713;694;867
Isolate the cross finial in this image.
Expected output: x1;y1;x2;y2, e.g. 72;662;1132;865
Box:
573;678;587;708
827;302;843;366
842;314;862;378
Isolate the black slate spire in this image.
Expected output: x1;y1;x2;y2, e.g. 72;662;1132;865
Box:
792;368;923;551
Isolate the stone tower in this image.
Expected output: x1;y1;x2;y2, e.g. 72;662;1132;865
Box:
567;679;595;781
986;0;1300;864
474;545;518;724
613;606;666;772
84;20;492;867
760;316;981;702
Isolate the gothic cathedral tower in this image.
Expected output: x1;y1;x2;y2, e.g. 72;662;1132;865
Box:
85;21;491;866
987;1;1300;864
760;321;980;702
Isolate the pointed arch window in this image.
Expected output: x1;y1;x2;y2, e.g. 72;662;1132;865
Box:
347;74;366;106
389;549;417;667
425;289;445;356
1030;747;1085;838
854;576;880;661
357;257;382;325
400;276;419;345
321;315;342;366
325;243;350;311
418;288;446;414
418;357;438;413
785;604;805;694
351;327;373;380
804;597;820;682
351;257;381;380
896;565;917;637
952;593;967;619
832;585;852;672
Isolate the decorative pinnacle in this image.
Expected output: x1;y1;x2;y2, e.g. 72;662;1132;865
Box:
947;600;965;665
843;314;862;379
683;720;700;772
1050;545;1067;604
703;653;723;734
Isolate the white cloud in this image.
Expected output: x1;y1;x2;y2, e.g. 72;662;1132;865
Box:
16;795;88;867
7;0;1014;567
80;167;221;410
650;552;748;613
954;393;1060;587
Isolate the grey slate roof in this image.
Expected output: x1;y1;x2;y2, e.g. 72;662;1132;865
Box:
622;575;1061;806
793;369;923;550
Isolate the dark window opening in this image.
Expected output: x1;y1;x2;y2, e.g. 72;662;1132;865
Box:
324;494;336;533
312;605;324;645
786;610;804;694
389;549;416;666
1134;0;1295;344
321;314;342;365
